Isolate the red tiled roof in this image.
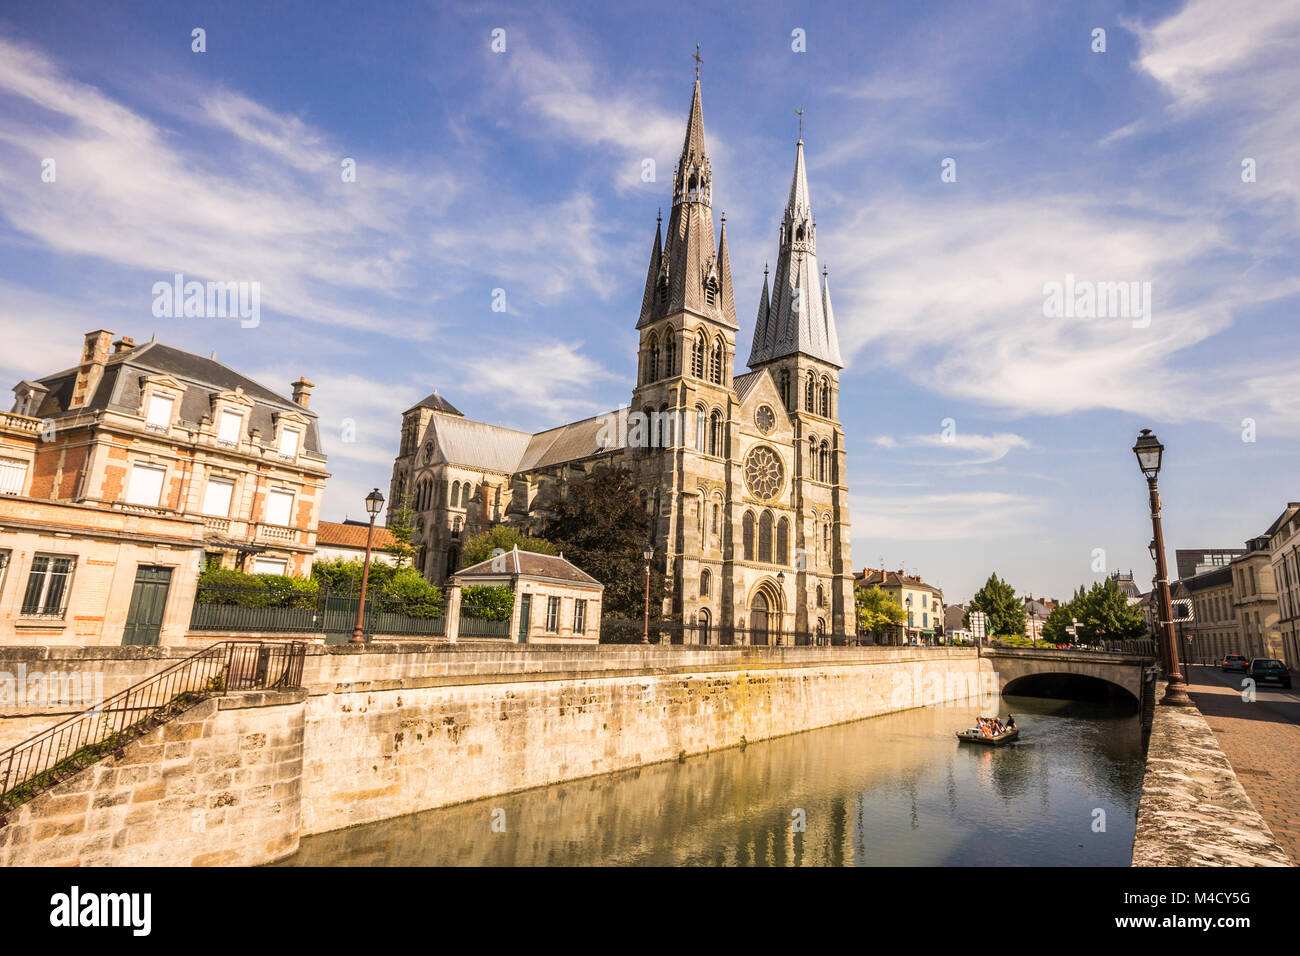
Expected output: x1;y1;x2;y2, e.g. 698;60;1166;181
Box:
315;520;397;550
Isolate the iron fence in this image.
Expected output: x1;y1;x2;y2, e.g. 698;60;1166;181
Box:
0;640;306;818
191;584;445;638
458;615;512;638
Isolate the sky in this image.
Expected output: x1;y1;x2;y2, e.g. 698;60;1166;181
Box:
0;0;1297;603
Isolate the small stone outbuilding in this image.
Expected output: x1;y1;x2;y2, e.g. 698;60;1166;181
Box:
449;547;602;644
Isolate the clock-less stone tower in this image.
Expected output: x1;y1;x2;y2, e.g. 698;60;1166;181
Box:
627;76;854;641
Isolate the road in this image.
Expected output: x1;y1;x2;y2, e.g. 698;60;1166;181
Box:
1184;663;1300;865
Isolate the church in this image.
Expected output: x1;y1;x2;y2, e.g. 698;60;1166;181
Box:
388;73;854;641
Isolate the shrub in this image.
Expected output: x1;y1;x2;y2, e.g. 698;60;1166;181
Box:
196;566;317;608
378;567;444;618
461;585;514;621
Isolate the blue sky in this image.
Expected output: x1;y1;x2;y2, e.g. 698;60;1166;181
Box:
1;0;1297;602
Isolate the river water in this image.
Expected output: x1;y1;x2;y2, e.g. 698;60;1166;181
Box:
281;694;1146;866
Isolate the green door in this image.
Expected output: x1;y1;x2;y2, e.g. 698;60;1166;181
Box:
517;594;531;643
122;566;173;646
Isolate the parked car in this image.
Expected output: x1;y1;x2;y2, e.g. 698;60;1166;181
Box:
1222;654;1249;673
1246;658;1292;689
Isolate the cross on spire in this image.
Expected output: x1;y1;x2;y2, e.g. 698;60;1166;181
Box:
795;107;805;143
693;42;702;79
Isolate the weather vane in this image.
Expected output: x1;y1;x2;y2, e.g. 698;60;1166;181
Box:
796;107;805;141
694;42;702;79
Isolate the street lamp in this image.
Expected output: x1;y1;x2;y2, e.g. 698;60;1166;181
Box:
776;571;786;645
1029;605;1039;648
905;594;913;646
350;488;385;644
641;548;654;644
1132;429;1192;706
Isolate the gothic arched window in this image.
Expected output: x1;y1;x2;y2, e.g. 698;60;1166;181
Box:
700;568;711;598
663;330;676;377
742;511;755;561
694;404;707;451
692;332;707;378
450;480;460;507
822;516;831;554
807;437;818;480
819;442;829;484
817;584;825;608
658;402;671;447
646;333;659;384
709;410;722;457
779;369;791;410
805;373;816;410
710;338;724;385
820;377;830;417
699;608;711;644
777;516;789;565
758;511;774;563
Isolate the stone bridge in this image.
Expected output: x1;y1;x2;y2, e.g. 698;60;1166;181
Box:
982;646;1157;711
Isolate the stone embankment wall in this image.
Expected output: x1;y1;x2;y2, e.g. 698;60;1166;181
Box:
0;644;991;864
1131;691;1290;867
0;689;305;866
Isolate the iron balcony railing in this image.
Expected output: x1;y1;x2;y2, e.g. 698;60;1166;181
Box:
0;640;306;819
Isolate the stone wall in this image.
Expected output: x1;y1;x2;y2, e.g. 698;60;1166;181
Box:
0;644;991;864
0;688;305;866
296;644;990;835
1132;694;1290;867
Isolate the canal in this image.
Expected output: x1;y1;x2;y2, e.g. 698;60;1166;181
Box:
280;693;1146;866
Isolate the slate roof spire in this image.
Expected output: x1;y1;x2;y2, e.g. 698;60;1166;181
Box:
636;73;738;330
747;132;843;368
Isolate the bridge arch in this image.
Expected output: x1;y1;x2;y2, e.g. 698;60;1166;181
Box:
1003;672;1139;709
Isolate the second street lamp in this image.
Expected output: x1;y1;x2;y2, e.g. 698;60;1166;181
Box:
1132;429;1192;706
350;488;385;645
641;548;653;644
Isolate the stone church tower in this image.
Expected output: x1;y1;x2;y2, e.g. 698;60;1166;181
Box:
626;76;854;640
388;73;855;640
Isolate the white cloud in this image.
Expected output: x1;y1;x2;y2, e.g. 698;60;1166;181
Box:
851;490;1046;542
874;431;1031;465
456;340;622;424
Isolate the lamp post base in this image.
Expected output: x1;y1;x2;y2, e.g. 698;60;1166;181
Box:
348;631;366;645
1159;679;1194;706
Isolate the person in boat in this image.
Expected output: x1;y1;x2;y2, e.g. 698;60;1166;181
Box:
1005;715;1016;732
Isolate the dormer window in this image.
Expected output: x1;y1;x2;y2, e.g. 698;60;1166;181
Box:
278;425;301;460
145;393;174;432
705;278;718;306
217;409;243;446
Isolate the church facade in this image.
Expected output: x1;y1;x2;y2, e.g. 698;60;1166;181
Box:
388;75;855;640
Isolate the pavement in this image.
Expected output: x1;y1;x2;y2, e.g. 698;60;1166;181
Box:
1183;663;1300;866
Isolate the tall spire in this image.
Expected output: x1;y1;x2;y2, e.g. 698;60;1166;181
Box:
637;72;736;330
748;132;843;368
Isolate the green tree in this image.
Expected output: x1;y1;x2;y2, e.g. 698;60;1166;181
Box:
376;566;443;617
1074;577;1145;643
965;573;1026;638
855;586;906;641
542;466;663;639
1041;603;1077;644
382;494;418;568
461;525;557;567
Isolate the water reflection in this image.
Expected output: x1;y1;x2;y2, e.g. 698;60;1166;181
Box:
281;694;1144;866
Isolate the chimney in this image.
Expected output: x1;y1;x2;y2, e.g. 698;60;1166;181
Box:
291;376;314;409
70;330;113;410
112;335;135;354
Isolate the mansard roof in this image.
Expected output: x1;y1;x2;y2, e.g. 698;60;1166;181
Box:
24;338;323;455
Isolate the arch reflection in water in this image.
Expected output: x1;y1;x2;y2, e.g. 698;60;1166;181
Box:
280;695;1144;867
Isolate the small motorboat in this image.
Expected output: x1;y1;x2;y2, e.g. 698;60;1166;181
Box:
956;726;1019;745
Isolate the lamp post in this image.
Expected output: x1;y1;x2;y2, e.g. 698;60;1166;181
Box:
905;594;913;645
1029;605;1039;648
350;488;385;644
641;548;653;644
776;570;786;645
1133;429;1192;706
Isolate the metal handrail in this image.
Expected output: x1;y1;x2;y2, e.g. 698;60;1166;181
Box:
0;640;306;818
